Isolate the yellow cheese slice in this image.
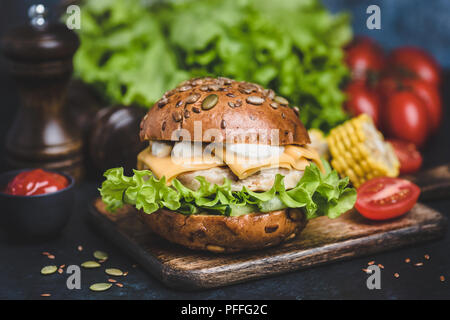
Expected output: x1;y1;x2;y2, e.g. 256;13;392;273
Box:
137;144;324;182
137;147;224;182
217;145;323;179
286;145;325;172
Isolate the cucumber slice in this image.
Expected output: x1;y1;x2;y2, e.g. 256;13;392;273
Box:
229;204;258;216
258;196;287;212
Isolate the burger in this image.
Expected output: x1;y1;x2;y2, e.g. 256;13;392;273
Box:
100;77;356;253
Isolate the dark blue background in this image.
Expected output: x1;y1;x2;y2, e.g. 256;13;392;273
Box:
324;0;450;67
2;0;450;67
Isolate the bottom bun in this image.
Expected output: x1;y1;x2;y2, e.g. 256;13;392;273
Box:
137;208;307;253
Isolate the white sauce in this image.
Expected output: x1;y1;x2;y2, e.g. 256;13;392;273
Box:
226;144;284;160
171;141;204;160
151;141;172;158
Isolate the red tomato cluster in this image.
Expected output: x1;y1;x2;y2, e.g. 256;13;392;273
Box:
344;36;443;174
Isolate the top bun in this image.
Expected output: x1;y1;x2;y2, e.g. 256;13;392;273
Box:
139;77;310;145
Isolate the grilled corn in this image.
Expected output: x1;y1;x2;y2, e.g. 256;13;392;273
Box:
327;114;399;187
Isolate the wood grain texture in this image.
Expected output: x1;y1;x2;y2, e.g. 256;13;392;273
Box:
404;163;450;201
89;198;447;290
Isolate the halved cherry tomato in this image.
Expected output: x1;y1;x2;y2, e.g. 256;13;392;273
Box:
345;81;381;127
355;177;420;221
345;36;385;81
388;47;441;87
387;139;423;174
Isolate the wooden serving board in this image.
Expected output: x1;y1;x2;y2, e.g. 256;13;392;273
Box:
88;198;447;290
405;163;450;201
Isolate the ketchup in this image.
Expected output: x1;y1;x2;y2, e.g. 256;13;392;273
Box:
4;169;69;196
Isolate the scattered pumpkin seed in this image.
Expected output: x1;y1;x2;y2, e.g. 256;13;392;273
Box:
165;89;176;97
274;96;289;105
89;283;113;292
178;80;190;87
105;268;124;276
238;83;256;94
41;265;57;275
81;261;101;269
93;250;108;261
220;77;232;85
202;94;218;110
178;85;192;92
172;111;183;122
265;89;275;99
157;98;168;108
185;93;200;104
246;96;265;105
208;84;220;91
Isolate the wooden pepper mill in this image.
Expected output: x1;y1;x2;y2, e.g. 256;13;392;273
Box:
1;4;84;180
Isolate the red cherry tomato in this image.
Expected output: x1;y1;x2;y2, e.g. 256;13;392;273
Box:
345;81;381;127
345;36;385;80
388;47;441;86
385;91;429;147
4;169;68;196
387;139;423;174
401;79;442;134
355;177;420;221
377;75;400;101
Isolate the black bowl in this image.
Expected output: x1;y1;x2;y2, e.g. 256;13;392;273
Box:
0;169;75;240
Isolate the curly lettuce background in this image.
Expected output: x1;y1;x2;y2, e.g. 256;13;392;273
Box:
74;0;352;132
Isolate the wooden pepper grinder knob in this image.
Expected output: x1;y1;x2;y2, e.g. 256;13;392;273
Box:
1;4;84;180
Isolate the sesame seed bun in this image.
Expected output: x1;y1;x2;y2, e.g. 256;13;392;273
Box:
139;77;310;145
138;208;307;253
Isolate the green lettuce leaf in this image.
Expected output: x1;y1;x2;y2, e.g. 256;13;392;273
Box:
74;0;352;132
99;163;356;220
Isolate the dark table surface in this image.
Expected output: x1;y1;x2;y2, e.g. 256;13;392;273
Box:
0;65;449;299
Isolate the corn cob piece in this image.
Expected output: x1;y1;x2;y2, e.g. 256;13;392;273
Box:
327;114;399;187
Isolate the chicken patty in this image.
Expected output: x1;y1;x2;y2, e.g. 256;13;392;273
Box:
177;167;304;191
